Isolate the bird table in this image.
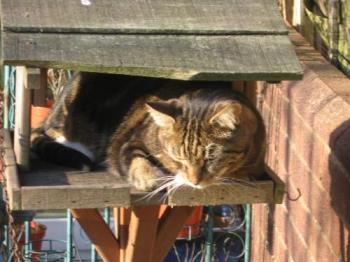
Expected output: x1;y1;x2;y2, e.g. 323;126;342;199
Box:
0;0;301;261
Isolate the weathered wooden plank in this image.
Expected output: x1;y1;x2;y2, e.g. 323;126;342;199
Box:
130;189;166;206
2;129;21;209
265;165;285;204
1;0;286;35
21;185;130;210
5;148;284;210
167;180;275;206
14;66;31;170
32;69;47;106
2;33;303;81
5;165;21;210
19;160;131;210
15;159;283;209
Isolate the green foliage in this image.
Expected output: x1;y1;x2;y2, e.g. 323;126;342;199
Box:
305;0;350;77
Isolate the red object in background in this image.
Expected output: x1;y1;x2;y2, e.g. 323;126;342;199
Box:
31;100;53;128
18;221;47;261
159;205;203;239
29;221;47;253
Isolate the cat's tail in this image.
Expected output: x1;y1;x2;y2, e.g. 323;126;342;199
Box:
31;129;93;171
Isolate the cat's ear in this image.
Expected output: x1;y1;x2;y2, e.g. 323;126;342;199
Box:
209;101;242;129
146;100;181;127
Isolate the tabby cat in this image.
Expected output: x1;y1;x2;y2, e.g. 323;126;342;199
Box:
31;73;266;191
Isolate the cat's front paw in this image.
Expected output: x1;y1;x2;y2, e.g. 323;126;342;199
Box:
129;174;157;191
129;157;158;191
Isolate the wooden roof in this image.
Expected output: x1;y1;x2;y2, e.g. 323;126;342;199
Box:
0;0;302;81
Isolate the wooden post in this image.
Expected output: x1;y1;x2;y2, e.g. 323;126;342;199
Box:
114;207;131;262
152;206;195;262
32;68;47;106
245;81;258;106
232;81;245;93
125;206;160;262
71;209;120;262
14;66;31;170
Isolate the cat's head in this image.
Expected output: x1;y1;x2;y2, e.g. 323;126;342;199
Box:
146;89;265;189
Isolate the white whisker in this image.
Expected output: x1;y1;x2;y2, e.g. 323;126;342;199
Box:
140;178;179;201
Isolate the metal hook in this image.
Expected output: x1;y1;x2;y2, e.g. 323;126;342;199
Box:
285;188;301;201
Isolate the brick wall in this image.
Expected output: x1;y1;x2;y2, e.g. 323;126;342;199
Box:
250;30;350;261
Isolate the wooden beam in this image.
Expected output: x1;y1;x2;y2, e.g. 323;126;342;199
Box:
114;208;132;262
265;165;285;204
152;206;195;262
167;181;275;205
3;152;282;210
232;81;245;92
2;33;302;81
18;159;131;209
32;69;47;106
1;0;287;35
14;66;31;170
70;209;120;262
245;81;258;106
2;129;21;209
125;206;160;262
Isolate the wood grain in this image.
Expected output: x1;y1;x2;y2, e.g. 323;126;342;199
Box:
167;180;275;206
3;143;284;210
14;66;31;170
2;33;302;81
265;165;285;204
2;129;21;209
32;69;47;106
19;159;130;209
114;207;132;262
152;206;195;262
125;206;160;262
71;209;120;262
9;158;283;210
1;0;286;35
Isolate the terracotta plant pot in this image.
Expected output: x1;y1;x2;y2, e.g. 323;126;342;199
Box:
31;101;53;128
159;205;203;240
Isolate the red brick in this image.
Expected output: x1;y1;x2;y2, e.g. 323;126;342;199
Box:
285;200;341;261
272;144;347;248
279;70;338;124
264;132;346;254
274;234;290;262
251;205;269;262
271;147;347;258
278;118;350;230
252;28;350;262
329;120;350;175
262;88;350;232
312;96;350;153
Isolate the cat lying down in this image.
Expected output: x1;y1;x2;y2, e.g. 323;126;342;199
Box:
31;73;266;191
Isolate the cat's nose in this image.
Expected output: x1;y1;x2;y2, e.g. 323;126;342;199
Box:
188;176;200;185
187;165;203;185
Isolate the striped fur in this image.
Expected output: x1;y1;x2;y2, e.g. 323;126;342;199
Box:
31;73;265;191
